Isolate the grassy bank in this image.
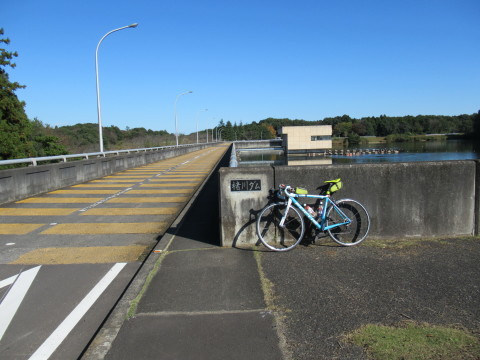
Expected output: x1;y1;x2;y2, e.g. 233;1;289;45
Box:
345;321;480;360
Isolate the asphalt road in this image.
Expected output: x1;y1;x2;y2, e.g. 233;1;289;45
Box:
0;145;228;359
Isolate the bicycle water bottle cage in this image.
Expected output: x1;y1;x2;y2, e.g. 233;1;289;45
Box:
325;178;342;195
295;187;308;195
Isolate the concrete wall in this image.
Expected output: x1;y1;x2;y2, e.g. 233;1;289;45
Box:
234;140;283;149
0;144;211;205
219;160;479;247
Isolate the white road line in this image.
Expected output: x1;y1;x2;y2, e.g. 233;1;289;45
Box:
28;263;127;360
79;188;133;212
0;266;42;341
0;274;19;289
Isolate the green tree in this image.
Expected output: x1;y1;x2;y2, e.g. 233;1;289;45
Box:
352;122;367;136
30;118;67;156
0;28;36;160
473;111;480;137
334;122;352;137
347;132;360;144
0;29;66;160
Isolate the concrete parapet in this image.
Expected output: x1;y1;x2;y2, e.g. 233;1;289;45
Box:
0;144;210;205
234;140;282;149
219;167;274;247
219;160;478;246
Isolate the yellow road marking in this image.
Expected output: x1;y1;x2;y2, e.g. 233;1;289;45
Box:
156;175;204;178
128;189;192;194
73;184;133;188
41;222;168;234
81;208;178;215
50;190;119;194
122;172;163;175
17;197;103;203
171;170;208;172
107;196;188;203
0;208;79;216
148;179;199;183
132;166;172;169
169;173;207;175
0;224;45;234
89;180;138;183
104;176;150;179
10;245;149;265
125;169;168;172
139;184;196;188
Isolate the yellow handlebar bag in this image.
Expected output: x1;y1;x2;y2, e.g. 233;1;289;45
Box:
295;187;308;195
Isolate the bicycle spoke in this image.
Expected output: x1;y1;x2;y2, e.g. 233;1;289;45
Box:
257;203;305;251
326;199;370;246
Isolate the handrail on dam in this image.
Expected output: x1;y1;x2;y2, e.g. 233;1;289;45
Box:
0;144;199;167
0;142;225;205
229;143;238;167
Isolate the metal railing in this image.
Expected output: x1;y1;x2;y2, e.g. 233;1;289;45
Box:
0;144;194;167
229;143;238;167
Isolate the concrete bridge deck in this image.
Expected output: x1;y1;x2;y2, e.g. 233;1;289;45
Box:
0;145;229;359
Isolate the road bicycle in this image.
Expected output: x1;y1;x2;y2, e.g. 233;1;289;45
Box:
256;178;370;251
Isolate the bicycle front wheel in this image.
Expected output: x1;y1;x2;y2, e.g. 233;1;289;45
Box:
256;203;305;251
326;199;370;246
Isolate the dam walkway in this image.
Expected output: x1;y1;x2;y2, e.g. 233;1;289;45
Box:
0;145;229;359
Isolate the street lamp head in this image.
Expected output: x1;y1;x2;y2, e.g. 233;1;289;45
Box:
129;23;139;28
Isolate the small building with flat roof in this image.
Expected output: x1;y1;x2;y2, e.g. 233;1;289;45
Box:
279;125;332;154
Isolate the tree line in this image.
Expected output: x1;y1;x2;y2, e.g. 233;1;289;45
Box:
216;113;479;142
44;122;171;153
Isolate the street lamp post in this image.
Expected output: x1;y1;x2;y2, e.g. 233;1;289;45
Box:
216;126;224;142
95;23;138;153
174;91;193;146
196;109;208;144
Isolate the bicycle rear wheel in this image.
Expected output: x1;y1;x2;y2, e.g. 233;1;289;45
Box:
325;199;370;246
256;203;305;251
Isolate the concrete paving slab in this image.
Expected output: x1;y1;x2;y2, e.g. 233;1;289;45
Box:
166;235;218;250
137;248;265;313
105;311;283;360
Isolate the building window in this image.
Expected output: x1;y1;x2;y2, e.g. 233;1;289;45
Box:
311;135;331;141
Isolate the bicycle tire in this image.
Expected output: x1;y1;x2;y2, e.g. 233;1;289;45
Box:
256;203;305;251
325;199;370;246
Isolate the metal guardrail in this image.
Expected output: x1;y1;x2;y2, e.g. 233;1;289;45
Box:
229;143;238;167
0;144;194;167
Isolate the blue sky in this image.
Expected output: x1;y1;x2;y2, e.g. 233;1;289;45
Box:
3;0;480;135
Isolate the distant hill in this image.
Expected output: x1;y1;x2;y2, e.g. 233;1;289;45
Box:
40;113;478;154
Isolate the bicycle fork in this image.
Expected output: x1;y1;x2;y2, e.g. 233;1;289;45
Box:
278;198;293;228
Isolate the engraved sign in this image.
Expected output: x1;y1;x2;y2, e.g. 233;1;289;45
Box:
230;179;261;192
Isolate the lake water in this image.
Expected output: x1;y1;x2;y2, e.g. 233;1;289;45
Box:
238;139;480;166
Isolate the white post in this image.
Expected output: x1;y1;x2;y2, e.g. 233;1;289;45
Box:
174;91;193;146
196;109;208;144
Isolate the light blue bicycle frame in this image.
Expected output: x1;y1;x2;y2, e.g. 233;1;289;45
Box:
282;193;351;231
